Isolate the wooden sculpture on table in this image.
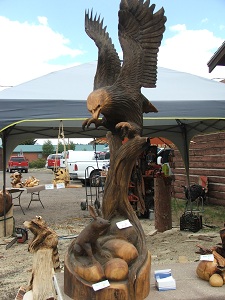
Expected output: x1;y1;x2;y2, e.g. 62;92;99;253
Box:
10;171;24;188
64;1;166;299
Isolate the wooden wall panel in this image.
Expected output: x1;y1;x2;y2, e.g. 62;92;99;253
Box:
172;132;225;205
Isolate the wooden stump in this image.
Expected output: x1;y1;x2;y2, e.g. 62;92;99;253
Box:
0;190;12;216
154;177;172;232
27;249;56;300
0;205;14;237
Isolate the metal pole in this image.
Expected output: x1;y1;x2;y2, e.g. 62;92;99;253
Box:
2;131;7;236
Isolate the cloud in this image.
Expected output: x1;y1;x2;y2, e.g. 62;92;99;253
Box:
158;24;224;79
37;16;48;26
170;24;186;32
201;18;208;24
0;17;224;92
0;16;84;89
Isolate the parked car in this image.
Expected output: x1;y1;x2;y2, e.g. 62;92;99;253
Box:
7;155;29;173
46;154;63;170
64;151;110;184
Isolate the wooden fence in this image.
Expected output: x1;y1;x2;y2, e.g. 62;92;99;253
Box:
172;132;225;205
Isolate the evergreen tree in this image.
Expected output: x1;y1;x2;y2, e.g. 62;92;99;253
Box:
68;141;76;150
20;139;37;145
57;142;65;153
42;140;54;157
57;141;76;153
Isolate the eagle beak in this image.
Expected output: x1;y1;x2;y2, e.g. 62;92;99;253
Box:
92;106;101;119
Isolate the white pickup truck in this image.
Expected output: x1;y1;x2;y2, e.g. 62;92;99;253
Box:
61;150;110;184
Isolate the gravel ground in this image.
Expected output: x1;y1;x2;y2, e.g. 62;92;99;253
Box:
0;169;221;299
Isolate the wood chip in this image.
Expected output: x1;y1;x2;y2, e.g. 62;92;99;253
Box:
184;239;199;242
198;235;213;242
147;230;158;236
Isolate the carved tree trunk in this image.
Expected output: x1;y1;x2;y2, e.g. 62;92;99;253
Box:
101;133;150;299
64;133;152;300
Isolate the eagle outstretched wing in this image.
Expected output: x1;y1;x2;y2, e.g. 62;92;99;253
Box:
85;10;121;90
116;0;167;89
83;1;166;135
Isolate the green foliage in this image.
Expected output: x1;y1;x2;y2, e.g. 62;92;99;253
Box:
57;141;76;153
20;139;37;145
42;140;54;156
29;158;46;168
68;141;75;150
57;142;65;153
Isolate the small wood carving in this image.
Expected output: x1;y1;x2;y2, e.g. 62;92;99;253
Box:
23;216;60;300
24;176;40;187
72;205;111;265
65;1;166;299
10;171;24;188
52;168;70;187
196;224;225;284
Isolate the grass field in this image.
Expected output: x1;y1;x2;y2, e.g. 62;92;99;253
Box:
171;198;225;230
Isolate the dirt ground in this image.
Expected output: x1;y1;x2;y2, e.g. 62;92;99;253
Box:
0;169;221;299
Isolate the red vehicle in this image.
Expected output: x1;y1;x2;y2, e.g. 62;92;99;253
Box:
46;154;62;170
7;156;29;173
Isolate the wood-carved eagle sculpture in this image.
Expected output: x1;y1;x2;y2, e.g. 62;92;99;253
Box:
82;0;166;138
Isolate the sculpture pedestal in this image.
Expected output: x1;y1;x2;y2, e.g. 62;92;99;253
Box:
154;177;173;232
64;251;151;300
0;206;14;237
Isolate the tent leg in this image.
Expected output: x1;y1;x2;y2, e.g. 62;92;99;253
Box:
176;119;192;210
2;132;7;237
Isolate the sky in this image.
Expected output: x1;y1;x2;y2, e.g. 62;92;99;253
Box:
0;0;224;145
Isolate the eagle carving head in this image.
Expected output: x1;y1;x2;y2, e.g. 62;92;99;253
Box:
87;88;109;119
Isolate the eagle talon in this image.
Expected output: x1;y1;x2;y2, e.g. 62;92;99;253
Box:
116;122;138;139
82;118;104;130
82;119;89;130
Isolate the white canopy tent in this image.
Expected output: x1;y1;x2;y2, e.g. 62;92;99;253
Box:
0;61;225;175
1;61;225;236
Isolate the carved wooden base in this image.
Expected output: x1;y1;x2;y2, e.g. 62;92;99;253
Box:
64;250;151;300
64;135;152;299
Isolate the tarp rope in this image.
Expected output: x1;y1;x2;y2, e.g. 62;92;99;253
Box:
54;121;70;182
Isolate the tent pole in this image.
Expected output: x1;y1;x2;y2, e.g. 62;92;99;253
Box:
2;131;7;237
176;120;192;211
176;119;190;185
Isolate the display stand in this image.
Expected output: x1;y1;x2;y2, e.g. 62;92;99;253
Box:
27;185;46;209
6;188;26;214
